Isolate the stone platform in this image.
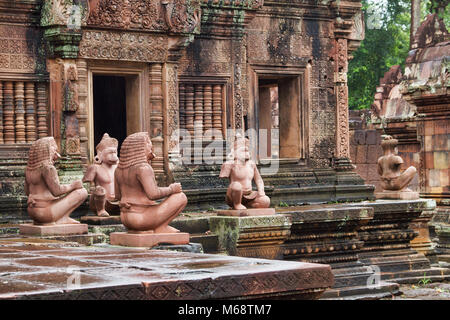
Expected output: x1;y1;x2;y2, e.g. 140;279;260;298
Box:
80;215;122;225
19;223;88;236
110;232;190;247
217;208;276;217
0;239;334;300
346;200;450;284
375;190;420;200
209;215;291;259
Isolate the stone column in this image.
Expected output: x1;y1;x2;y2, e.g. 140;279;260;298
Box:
3;82;14;144
25;82;36;143
36;82;49;139
203;84;213;140
212;84;224;139
0;82;3;144
14;82;26;144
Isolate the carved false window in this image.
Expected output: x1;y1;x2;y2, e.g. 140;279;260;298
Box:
0;80;49;145
179;77;229;141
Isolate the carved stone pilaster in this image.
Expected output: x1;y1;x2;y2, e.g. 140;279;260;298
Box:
165;63;181;172
149;63;165;178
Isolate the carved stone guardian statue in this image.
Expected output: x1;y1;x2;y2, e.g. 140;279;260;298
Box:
82;133;120;218
20;137;88;235
218;135;275;216
110;132;189;247
376;135;419;200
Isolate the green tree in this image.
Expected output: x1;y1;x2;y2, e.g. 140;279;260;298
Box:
348;0;411;110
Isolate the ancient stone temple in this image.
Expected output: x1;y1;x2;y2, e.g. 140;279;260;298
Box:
0;0;373;219
0;0;371;218
349;13;450;264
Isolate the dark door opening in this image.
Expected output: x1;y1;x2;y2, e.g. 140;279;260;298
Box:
93;75;127;153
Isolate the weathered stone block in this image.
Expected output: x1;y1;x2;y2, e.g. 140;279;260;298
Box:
217;208;276;217
209;215;291;259
366;130;378;145
354;130;365;145
434;152;449;170
110;232;190;247
19;223;88;236
367;145;380;164
356;145;368;164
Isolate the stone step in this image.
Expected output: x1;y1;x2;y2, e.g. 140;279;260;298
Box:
321;282;400;300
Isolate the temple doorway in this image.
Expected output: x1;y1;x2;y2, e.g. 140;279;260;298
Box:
257;76;301;160
93;75;127;152
88;64;146;162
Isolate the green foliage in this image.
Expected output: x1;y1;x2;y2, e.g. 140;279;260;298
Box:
417;272;432;286
278;201;289;208
348;0;411;110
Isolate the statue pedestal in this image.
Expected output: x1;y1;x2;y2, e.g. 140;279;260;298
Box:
19;223;88;236
80;215;122;225
375;190;420;200
110;232;190;247
217;208;276;217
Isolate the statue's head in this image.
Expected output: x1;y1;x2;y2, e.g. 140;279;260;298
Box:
231;134;251;162
381;135;398;155
27;137;60;170
118;132;155;169
95;133;119;165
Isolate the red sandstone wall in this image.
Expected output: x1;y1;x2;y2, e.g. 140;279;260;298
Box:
349;111;383;192
349;110;421;193
422;118;450;196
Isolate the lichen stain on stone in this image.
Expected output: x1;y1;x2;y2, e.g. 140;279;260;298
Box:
304;19;321;59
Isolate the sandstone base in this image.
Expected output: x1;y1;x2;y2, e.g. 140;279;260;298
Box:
19;223;88;236
80;215;122;225
217;208;276;217
375;190;420;200
110;232;190;247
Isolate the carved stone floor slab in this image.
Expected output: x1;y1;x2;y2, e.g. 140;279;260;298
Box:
0;239;334;300
110;232;190;247
19;223;88;236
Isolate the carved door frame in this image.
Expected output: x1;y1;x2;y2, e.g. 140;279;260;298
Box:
248;64;310;166
86;61;149;162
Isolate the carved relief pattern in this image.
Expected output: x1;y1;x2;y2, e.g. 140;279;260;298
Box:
41;0;89;27
335;38;350;159
167;64;180;153
79;30;168;63
336;86;349;158
232;37;244;129
0;25;41;73
75;60;89;162
62;62;81;155
149;63;165;173
87;0;200;33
